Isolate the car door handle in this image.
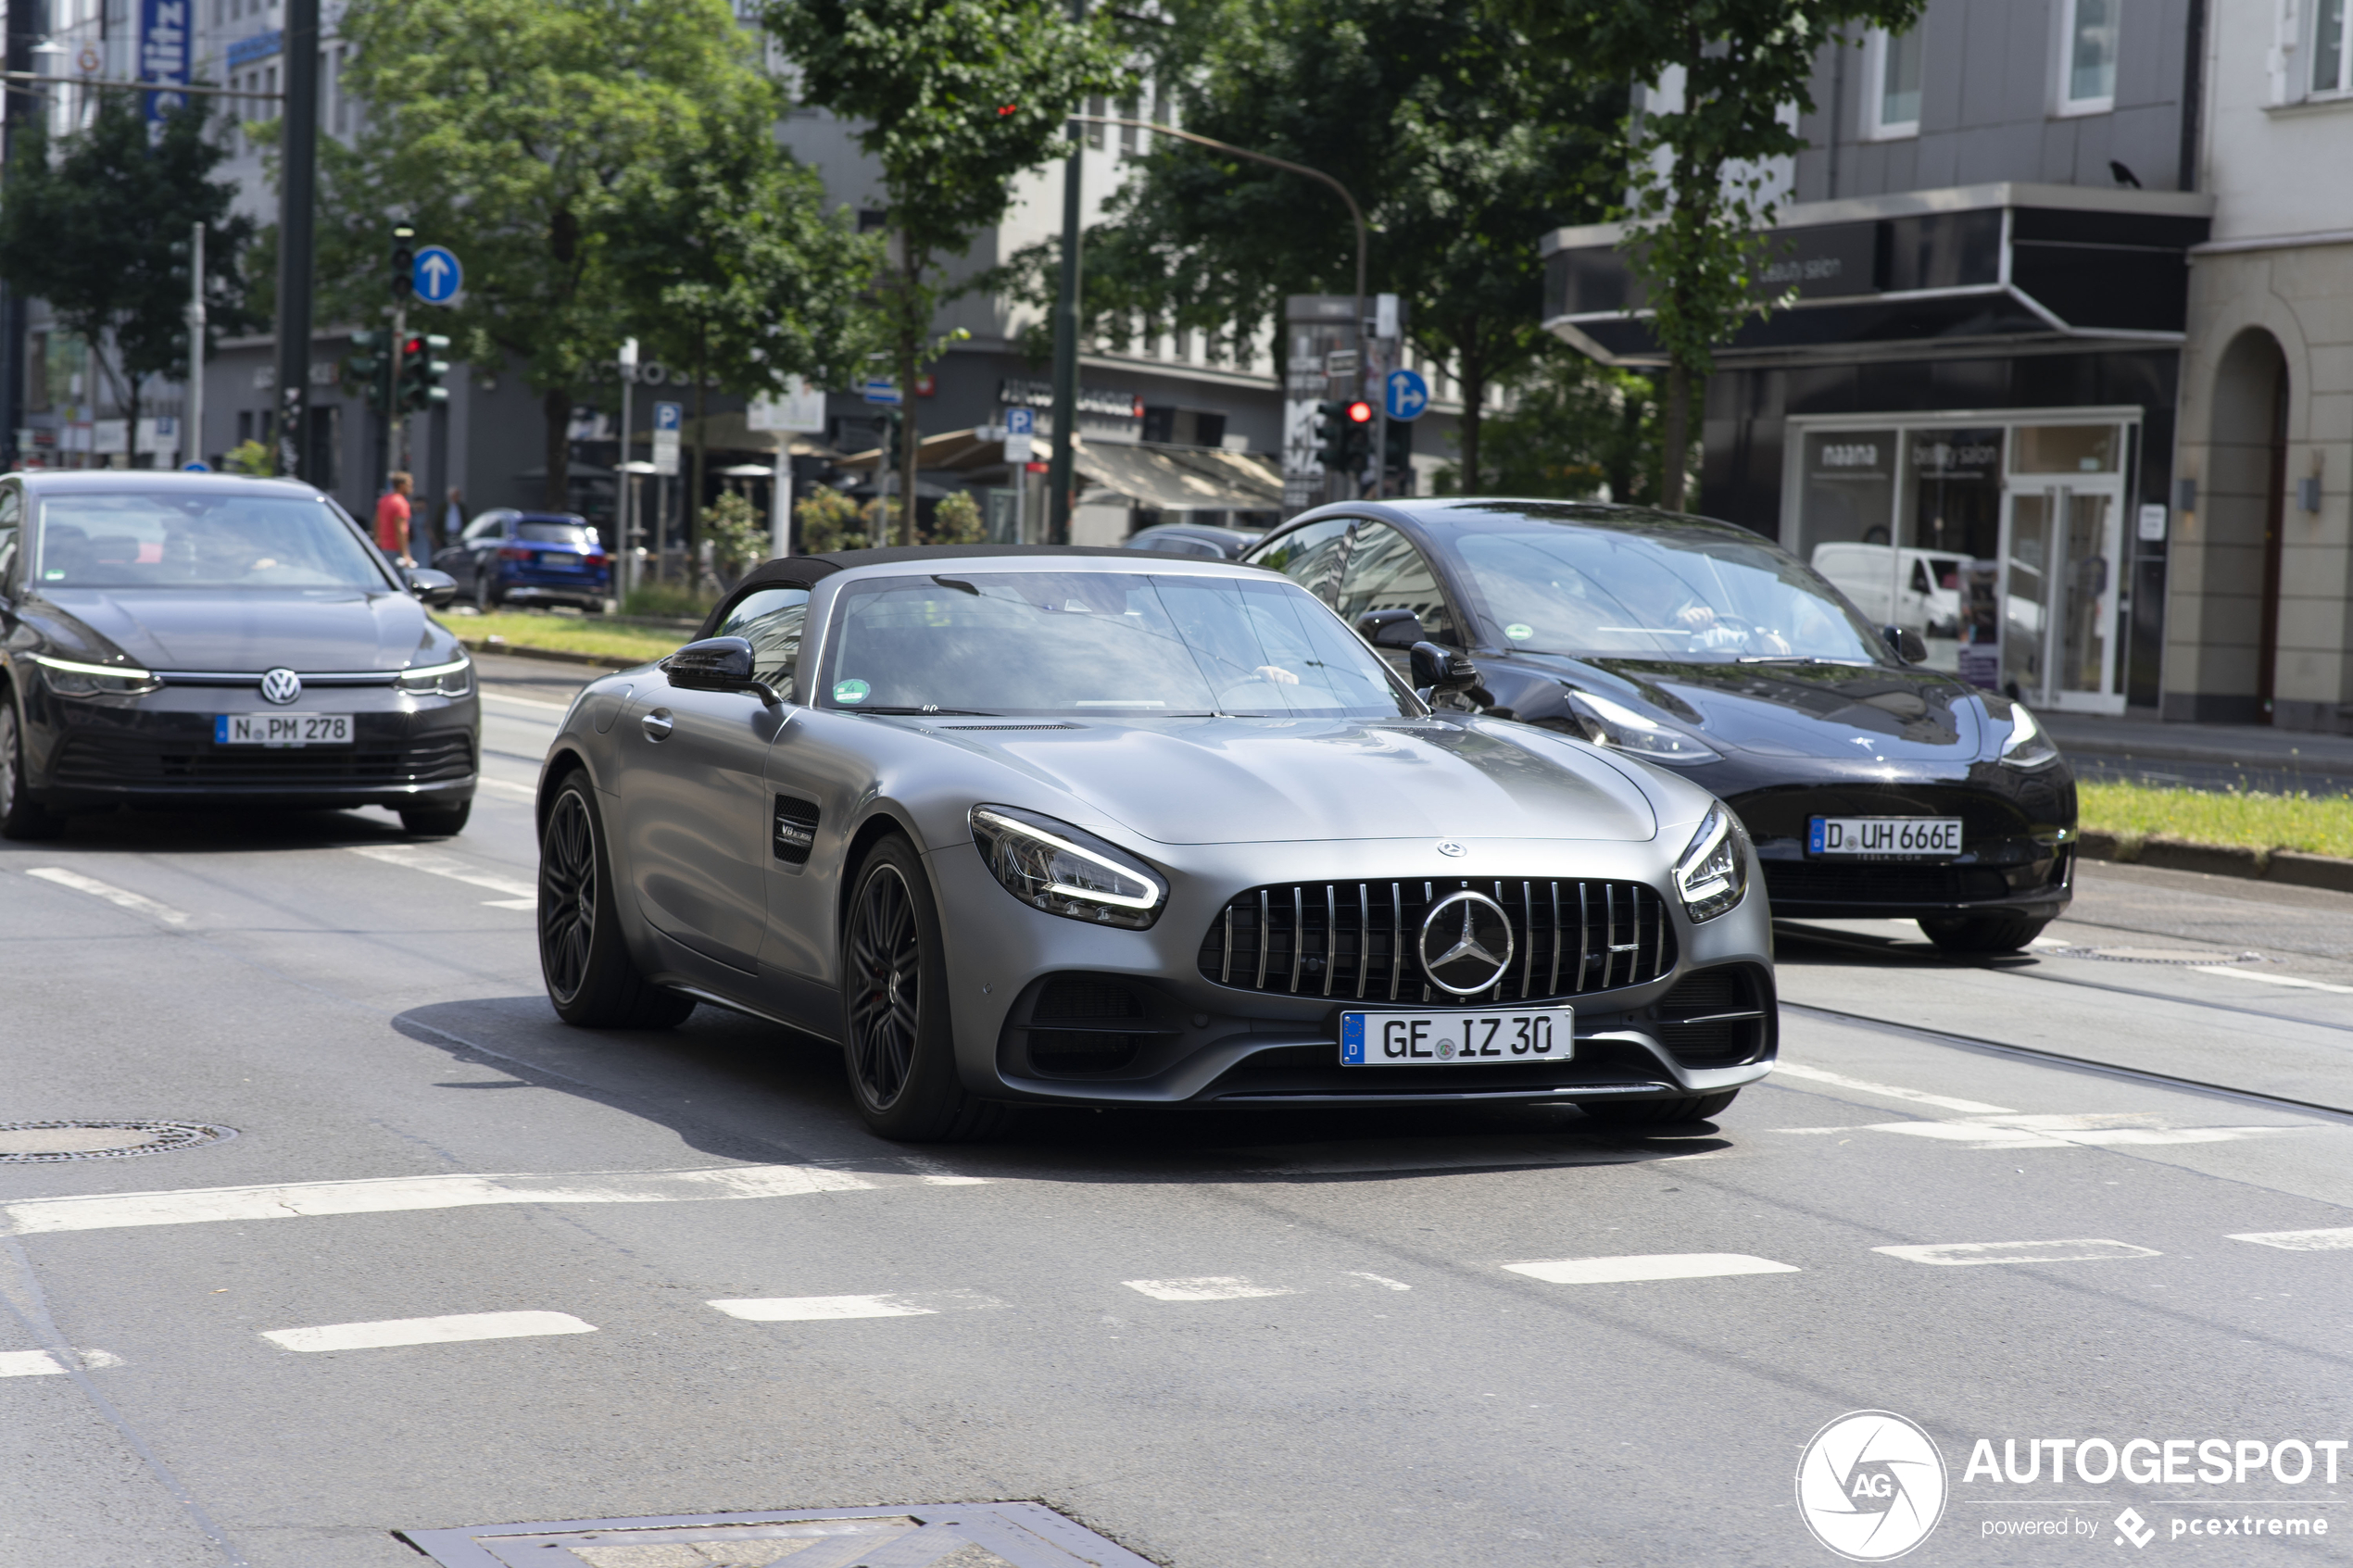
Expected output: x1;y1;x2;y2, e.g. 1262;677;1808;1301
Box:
640;709;674;741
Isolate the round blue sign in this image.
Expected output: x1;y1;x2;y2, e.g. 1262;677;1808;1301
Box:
1385;368;1430;422
411;245;463;305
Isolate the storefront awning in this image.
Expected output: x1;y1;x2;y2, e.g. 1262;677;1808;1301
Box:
1540;182;2214;369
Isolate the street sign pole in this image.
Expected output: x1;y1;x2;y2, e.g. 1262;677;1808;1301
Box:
1046;0;1086;546
617;338;636;603
273;0;318;482
184;220;204;469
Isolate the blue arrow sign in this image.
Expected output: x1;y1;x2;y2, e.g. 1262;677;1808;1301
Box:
1385;368;1430;422
411;245;462;305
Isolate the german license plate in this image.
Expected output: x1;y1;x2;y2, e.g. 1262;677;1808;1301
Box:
540;552;576;568
1808;816;1962;857
215;713;352;746
1340;1007;1572;1066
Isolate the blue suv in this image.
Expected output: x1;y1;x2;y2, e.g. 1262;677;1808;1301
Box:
434;509;612;612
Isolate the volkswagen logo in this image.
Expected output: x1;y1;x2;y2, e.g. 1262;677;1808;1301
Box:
1417;890;1515;996
258;668;303;706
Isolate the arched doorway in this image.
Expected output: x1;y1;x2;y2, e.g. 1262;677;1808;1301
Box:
2207;330;2289;723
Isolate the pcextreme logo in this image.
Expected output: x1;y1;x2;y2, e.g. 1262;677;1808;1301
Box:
1797;1410;1951;1562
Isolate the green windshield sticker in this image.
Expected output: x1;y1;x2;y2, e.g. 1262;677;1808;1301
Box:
1505;622;1534;641
832;678;870;705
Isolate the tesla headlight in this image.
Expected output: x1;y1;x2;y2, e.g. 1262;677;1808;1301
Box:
1985;695;2058;769
970;804;1167;929
396;655;473;697
1567;690;1720;764
1672;802;1749;923
26;652;160;696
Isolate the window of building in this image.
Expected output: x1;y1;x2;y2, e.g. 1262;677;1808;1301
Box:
2057;0;2118;114
1085;94;1106;149
2315;0;2350;94
1866;27;1922;137
1118;94;1139;156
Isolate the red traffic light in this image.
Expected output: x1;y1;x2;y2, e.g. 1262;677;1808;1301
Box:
402;335;426;356
1345;400;1374;423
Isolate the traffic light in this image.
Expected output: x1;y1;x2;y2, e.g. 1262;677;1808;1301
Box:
398;332;451;412
1382;418;1413;493
1339;398;1375;476
390;225;415;301
880;408;904;467
1313;399;1348;471
345;330;393;413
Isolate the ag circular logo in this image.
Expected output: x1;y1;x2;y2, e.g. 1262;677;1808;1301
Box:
1796;1411;1946;1562
258;668;303;706
1417;889;1514;996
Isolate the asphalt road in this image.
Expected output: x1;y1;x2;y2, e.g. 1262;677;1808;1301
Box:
4;658;2348;1566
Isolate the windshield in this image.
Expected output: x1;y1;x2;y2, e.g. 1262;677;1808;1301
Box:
1451;522;1890;664
820;571;1416;718
33;490;394;591
519;521;594;546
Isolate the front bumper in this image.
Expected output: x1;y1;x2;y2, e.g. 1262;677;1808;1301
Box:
22;679;479;812
930;834;1779;1109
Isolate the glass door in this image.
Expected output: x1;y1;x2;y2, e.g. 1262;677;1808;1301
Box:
2000;481;2125;712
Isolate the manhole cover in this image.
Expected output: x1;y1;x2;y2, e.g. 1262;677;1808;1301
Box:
398;1503;1156;1568
2033;946;2259;965
0;1121;235;1163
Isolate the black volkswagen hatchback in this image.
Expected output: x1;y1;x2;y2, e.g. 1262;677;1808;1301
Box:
1247;498;2076;953
0;470;478;839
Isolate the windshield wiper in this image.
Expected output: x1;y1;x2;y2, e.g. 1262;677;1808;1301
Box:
851;706;1000;716
1736;655;1870;666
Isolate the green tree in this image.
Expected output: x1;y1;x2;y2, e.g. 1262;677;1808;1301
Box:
1431;348;1664;504
699;489;771;578
762;0;1130;543
1518;0;1924;508
0;95;257;458
1013;0;1615;491
794;485;863;553
325;0;784;508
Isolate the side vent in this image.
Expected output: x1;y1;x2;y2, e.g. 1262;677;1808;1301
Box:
1018;975;1178;1077
772;796;820;864
1649;966;1771;1068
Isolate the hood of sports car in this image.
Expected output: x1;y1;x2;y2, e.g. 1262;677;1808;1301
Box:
31;587;447;671
1538;655;1983;762
931;715;1660;846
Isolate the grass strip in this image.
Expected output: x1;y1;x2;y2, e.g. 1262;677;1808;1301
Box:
2079;780;2353;860
437;610;685;665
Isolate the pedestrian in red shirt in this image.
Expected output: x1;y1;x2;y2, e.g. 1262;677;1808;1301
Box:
375;471;414;566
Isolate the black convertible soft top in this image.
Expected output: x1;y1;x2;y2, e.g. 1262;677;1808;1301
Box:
693;544;1172;641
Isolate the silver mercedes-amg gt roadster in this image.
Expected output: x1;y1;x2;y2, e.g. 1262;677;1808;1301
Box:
534;546;1777;1140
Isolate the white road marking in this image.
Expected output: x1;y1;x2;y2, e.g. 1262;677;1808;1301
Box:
2229;1227;2353;1251
2;1163;884;1236
1503;1253;1800;1285
0;1348;126;1377
1123;1276;1295;1302
1865;1113;2309;1151
1874;1238;2159;1266
480;897;538;910
261;1311;596;1352
895;1153;989;1186
2193;966;2353;995
474;777;538;800
345;843;538;905
24;867;189;925
480;691;575;714
711;1295;935;1322
1769;1060;2014;1114
1343;1272;1412;1291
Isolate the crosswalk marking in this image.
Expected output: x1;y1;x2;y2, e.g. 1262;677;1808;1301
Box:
1769;1060;2014;1114
1874;1238;2159;1266
23;867;190;924
1;1162;886;1236
1123;1276;1294;1302
2193;965;2353;995
0;1348;120;1377
345;843;538;904
262;1311;597;1352
1504;1253;1800;1285
2229;1227;2353;1250
711;1295;936;1322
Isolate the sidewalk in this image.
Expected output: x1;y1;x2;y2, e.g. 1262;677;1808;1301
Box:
2044;710;2353;794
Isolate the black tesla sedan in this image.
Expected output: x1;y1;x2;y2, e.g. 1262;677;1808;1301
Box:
0;470;477;840
1246;499;2076;953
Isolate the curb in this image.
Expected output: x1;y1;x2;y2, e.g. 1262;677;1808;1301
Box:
2076;829;2353;894
459;637;644;672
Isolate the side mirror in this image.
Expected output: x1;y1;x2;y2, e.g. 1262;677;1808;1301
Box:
404;567;459;608
1356;607;1427;648
662;634;781;703
1409;639;1478;699
1883;624;1928;664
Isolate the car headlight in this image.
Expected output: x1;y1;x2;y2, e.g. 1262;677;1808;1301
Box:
1672;802;1749;923
396;655;473;697
970;804;1167;929
1985;695;2058;769
26;652;160;696
1567;690;1720;764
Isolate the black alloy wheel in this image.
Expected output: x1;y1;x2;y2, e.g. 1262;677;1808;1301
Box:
1579;1089;1741;1128
536;774;695;1028
400;800;472;836
0;695;62;842
840;834;1009;1141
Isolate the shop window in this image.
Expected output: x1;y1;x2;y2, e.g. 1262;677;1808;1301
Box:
2011;424;2118;473
1866;27;1922;138
2057;0;2118;115
2319;0;2351;96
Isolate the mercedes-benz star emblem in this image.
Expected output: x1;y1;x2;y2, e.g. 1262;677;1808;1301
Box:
1436;840;1466;857
1417;890;1515;996
258;668;303;706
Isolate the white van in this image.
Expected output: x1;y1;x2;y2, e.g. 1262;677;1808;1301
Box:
1809;542;1966;637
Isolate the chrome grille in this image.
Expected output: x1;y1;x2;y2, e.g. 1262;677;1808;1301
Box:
1197;878;1676;1004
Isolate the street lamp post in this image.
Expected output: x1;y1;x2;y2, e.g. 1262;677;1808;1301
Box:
617;337;637;605
184;220;204;470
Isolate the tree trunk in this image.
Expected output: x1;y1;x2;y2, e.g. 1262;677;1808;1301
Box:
542;385;572;510
1660;359;1692;512
1456;358;1486;495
